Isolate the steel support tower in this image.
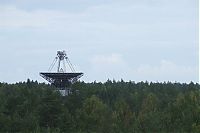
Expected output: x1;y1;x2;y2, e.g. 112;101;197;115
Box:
40;50;83;95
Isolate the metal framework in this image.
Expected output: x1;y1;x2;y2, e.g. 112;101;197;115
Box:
40;50;83;90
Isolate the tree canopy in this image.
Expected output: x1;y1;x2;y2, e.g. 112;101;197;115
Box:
0;79;200;132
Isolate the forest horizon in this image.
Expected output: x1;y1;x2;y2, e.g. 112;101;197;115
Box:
0;79;200;132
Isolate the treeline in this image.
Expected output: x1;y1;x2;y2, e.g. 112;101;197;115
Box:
0;79;200;133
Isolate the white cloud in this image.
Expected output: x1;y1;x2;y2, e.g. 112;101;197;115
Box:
0;6;46;28
133;60;198;83
0;5;72;29
87;56;198;83
1;0;196;30
85;54;129;81
91;54;123;65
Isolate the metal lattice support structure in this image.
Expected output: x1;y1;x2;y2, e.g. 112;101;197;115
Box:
40;50;83;94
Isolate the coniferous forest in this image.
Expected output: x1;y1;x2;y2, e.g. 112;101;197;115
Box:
0;79;200;133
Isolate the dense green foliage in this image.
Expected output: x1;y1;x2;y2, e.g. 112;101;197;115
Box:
0;79;200;132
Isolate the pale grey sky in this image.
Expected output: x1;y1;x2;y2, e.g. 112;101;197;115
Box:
0;0;198;83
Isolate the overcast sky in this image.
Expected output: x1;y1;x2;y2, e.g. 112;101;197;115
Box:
0;0;198;83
